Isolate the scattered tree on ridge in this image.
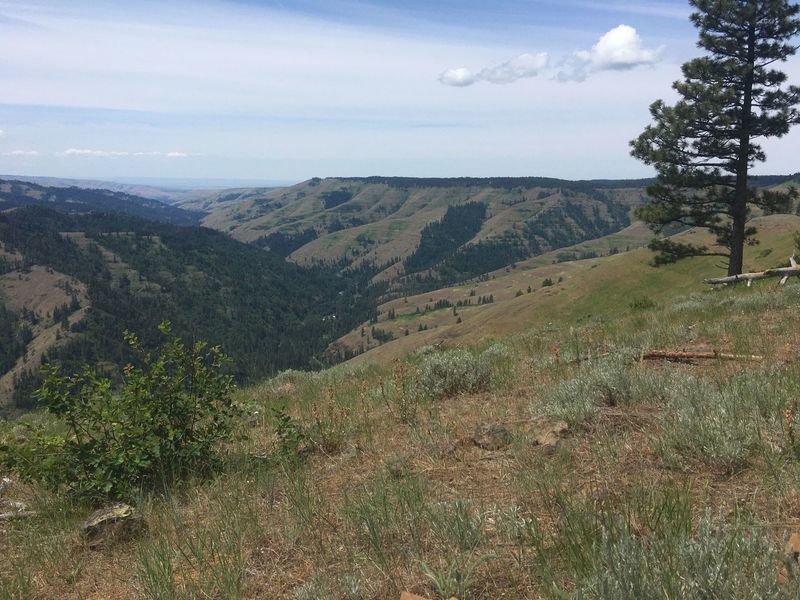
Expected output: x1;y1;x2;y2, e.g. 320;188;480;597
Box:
631;0;800;276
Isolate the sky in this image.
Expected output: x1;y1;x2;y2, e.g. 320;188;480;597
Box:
0;0;798;184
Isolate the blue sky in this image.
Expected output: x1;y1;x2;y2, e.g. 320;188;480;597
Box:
0;0;797;183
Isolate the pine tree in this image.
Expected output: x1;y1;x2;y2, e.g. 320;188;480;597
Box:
631;0;800;276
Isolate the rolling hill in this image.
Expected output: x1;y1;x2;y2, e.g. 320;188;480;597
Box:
2;174;797;412
199;175;799;293
202;178;648;279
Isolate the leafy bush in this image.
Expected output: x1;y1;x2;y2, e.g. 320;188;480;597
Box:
271;407;307;461
416;349;492;400
0;322;239;501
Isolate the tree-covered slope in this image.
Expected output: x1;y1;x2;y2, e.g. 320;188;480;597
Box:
0;207;375;411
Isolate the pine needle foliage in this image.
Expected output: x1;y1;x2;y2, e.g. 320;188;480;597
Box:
631;0;800;275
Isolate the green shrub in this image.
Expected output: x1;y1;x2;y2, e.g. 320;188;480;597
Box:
537;372;598;426
628;296;656;311
658;374;766;473
271;407;307;461
534;358;685;426
0;322;239;501
535;357;634;425
668;295;706;314
416;349;492;400
479;342;516;390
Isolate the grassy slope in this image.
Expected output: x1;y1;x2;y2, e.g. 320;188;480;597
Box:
336;214;800;363
201;178;647;270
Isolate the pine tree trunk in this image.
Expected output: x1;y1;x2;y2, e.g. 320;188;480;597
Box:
729;23;757;278
728;199;747;276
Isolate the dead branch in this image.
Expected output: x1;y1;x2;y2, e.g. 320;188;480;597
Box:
0;510;36;521
704;255;800;286
642;350;764;362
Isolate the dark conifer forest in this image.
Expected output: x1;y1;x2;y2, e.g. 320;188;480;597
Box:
0;207;377;409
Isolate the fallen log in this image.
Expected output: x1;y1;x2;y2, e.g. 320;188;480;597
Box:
704;255;800;286
642;350;764;362
0;500;36;521
0;510;36;522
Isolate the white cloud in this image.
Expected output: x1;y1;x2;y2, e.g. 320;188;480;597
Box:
63;148;113;157
441;25;661;87
63;149;188;158
479;53;549;84
0;129;5;137
3;149;40;156
558;25;664;81
440;53;549;87
439;67;477;87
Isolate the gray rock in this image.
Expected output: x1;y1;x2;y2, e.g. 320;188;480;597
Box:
81;503;142;545
532;420;569;448
472;422;512;450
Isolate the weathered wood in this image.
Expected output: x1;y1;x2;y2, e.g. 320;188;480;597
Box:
0;510;36;521
704;255;800;286
0;500;35;521
642;350;763;362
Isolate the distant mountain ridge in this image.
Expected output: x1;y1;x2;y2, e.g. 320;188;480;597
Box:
0;178;203;225
0;175;290;206
1;172;798;410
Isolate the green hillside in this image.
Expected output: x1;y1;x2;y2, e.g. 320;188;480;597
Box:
330;213;800;363
200;175;799;293
201;177;650;277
